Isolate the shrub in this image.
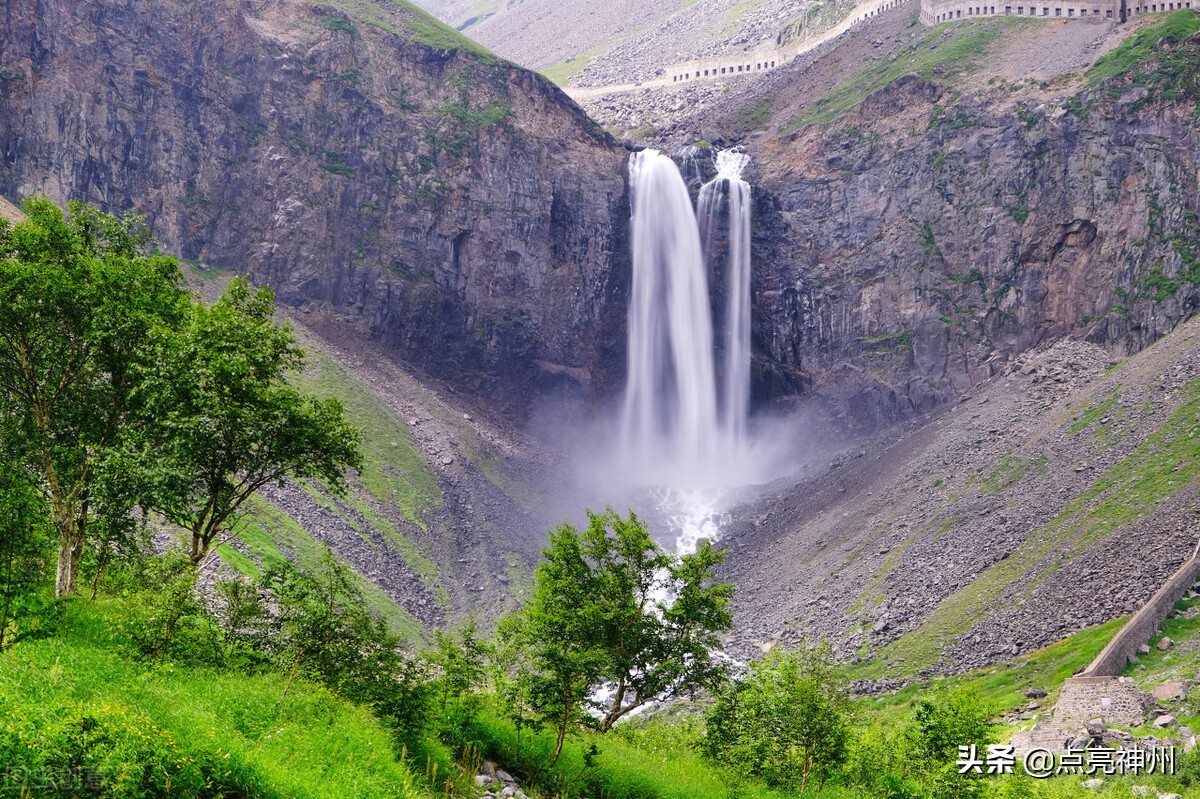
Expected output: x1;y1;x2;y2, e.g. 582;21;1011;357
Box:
701;642;853;793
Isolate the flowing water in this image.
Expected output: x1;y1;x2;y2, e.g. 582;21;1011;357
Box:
619;148;757;554
620;149;721;481
699;150;753;447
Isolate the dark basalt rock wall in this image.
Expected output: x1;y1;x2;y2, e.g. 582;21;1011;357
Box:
3;2;1199;433
0;0;631;416
746;69;1200;428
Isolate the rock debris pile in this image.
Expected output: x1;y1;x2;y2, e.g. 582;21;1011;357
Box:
475;762;532;799
722;320;1200;681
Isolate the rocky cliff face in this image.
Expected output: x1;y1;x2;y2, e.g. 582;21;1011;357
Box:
0;0;631;416
742;23;1200;428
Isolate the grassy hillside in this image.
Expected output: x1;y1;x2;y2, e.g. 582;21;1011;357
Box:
174;262;550;648
0;601;428;798
311;0;504;62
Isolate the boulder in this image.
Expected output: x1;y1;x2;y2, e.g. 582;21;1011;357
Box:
1157;637;1174;651
1085;718;1107;736
1152;715;1176;729
1138;644;1151;655
1082;778;1104;790
1152;682;1185;701
1068;732;1091;750
1024;687;1048;699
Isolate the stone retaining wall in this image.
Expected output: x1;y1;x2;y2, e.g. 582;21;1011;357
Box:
919;0;1193;24
1056;676;1153;726
667;0;911;85
1082;555;1200;678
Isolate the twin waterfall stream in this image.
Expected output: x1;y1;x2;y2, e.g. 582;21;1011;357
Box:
619;149;755;555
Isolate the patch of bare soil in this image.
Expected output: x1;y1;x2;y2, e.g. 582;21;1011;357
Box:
0;196;24;223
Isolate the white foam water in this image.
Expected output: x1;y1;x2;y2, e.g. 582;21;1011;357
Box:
619;148;757;554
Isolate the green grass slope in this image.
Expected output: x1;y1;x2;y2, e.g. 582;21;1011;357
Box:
0;601;428;798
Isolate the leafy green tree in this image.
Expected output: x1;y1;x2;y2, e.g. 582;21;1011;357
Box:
430;620;489;711
488;632;544;757
501;508;733;765
701;642;853;793
0;198;187;596
266;549;434;740
126;278;361;564
0;442;53;649
906;689;994;799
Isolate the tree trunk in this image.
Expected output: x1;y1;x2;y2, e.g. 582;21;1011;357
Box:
55;534;83;597
550;714;569;766
0;551;14;649
600;677;627;732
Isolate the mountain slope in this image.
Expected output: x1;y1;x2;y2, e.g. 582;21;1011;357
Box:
179;264;561;641
413;0;829;88
725;305;1200;681
0;0;631;418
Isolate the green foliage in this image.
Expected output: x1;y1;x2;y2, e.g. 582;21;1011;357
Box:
500;509;732;763
0;448;53;650
126;277;361;564
844;724;925;799
786;20;1023;128
1142;266;1181;301
947;268;987;289
981;454;1042;495
120;554;221;664
859;329;914;354
701;643;853;793
321;160;354;177
429;85;514;158
318;13;358;37
430;620;490;719
0;600;426;798
0;198;188;597
727;97;773;133
1088;10;1200;102
907;689;995;799
266;549;433;740
1004;203;1031;224
922;220;938;254
1069;387;1119;435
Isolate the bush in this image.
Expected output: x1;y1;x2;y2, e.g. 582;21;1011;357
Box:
907;688;995;799
118;554;222;665
701;642;853;793
265;549;435;743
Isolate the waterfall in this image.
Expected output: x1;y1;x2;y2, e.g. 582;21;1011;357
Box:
619;148;753;501
698;150;752;447
621;149;720;476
